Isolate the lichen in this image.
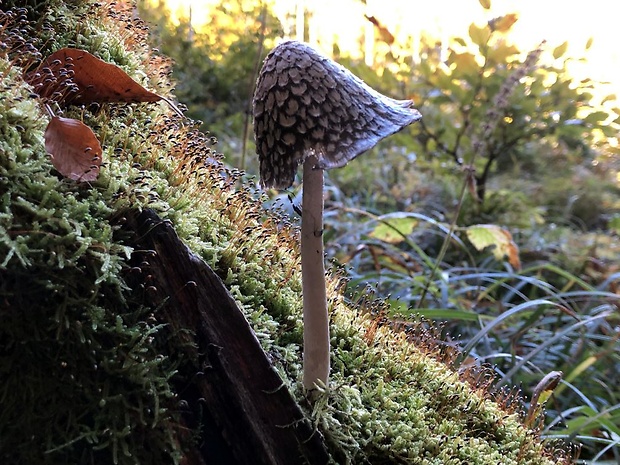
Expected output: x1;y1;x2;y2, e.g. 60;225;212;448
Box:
0;1;567;464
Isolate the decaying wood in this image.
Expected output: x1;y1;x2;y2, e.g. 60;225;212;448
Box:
120;208;330;465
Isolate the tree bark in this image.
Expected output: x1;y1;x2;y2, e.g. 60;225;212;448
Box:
119;208;330;465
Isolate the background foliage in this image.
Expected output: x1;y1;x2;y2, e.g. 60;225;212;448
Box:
139;0;283;158
142;0;619;461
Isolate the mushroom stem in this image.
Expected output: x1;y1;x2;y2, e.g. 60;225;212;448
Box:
301;154;329;390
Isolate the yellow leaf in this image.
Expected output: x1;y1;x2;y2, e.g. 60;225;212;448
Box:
479;0;491;9
493;13;519;32
468;23;492;47
585;37;594;50
488;43;520;63
451;51;479;76
465;224;521;269
601;94;616;105
370;217;418;244
553;41;568;59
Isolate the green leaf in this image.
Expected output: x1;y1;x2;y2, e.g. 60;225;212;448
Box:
479;0;491;9
584;110;609;124
553;41;568;59
451;51;479;76
369;217;419;244
465;224;521;269
601;124;619;137
414;308;493;321
468;23;491;47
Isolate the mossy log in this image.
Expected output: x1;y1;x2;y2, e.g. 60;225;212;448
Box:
120;208;329;464
0;1;568;463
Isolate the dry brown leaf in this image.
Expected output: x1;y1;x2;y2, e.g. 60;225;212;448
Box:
364;15;395;45
493;13;519;33
502;228;522;271
26;48;162;105
44;116;102;182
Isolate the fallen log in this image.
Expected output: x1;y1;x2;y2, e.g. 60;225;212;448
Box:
120;208;330;465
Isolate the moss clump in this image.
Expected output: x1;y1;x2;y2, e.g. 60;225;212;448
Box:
0;1;567;464
0;8;182;465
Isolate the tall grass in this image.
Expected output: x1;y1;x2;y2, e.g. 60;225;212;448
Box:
320;184;620;462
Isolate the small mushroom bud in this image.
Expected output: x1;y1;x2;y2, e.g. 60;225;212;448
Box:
253;40;421;392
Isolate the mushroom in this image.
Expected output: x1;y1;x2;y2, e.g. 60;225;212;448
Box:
253;40;421;391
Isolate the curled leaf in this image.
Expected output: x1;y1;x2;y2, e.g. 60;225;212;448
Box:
464;166;480;202
365;15;395;45
44;116;102;182
601;94;616;105
465;224;521;270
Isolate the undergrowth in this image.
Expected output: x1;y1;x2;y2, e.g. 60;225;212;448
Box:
322;191;620;461
0;1;577;464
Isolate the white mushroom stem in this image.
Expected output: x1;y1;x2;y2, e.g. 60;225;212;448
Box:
301;154;329;390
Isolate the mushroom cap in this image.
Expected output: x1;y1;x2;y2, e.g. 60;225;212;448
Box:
253;40;422;190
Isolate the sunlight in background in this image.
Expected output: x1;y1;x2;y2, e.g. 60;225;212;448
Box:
157;0;619;107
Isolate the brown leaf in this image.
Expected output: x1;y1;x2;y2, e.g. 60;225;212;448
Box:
44;116;102;182
463;165;481;202
489;13;519;32
503;230;522;271
26;48;162;105
364;15;395;45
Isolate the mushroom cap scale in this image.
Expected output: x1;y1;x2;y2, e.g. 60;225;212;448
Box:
253;40;422;190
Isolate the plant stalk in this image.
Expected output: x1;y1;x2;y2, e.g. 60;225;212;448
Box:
301;155;329;390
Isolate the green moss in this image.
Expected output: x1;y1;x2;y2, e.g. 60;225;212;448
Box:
0;1;567;463
0;12;182;464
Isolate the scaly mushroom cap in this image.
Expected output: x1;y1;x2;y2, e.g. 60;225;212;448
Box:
253;40;422;189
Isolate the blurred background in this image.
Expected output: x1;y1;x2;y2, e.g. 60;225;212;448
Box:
156;0;619;99
138;0;619;461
